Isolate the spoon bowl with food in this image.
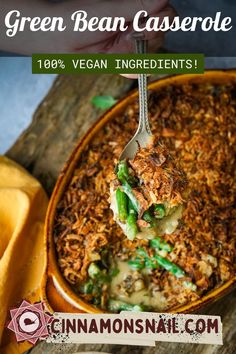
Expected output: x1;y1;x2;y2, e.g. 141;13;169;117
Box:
110;139;188;241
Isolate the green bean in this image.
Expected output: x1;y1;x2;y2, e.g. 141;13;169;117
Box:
130;248;197;291
109;268;120;277
142;205;165;227
116;187;128;222
135;248;158;269
135;248;157;268
153;255;185;278
127;210;138;240
80;280;94;294
136;248;148;258
126;200;139;240
128;258;145;270
122;183;139;213
116;161;140;213
145;258;159;269
98;273;111;283
88;262;101;279
183;281;197;291
117;160;130;184
150;237;173;252
154;204;165;218
143;210;157;227
117;160;137;186
135;247;184;277
108;299;144;312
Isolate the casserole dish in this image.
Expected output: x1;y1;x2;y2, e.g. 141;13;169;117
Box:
42;70;236;314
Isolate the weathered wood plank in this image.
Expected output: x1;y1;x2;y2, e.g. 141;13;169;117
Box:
7;74;134;194
7;74;236;354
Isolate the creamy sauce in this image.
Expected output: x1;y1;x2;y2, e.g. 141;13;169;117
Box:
110;190;182;310
111;187;183;239
157;205;183;235
110;261;167;310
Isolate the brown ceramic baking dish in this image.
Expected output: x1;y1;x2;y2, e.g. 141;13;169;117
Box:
41;70;236;314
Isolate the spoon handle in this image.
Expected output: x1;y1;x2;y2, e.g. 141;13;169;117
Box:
135;39;152;135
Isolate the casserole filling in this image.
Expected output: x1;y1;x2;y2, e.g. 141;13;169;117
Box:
110;141;187;241
54;82;236;313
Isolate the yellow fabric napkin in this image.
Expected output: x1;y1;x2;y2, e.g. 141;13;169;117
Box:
0;156;48;354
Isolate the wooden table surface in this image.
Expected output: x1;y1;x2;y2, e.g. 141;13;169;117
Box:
6;74;236;354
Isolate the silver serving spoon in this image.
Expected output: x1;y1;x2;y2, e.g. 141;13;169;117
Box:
120;35;153;160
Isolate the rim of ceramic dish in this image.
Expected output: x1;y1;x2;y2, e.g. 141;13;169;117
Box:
42;70;236;314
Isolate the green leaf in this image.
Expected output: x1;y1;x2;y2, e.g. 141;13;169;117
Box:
91;95;117;110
